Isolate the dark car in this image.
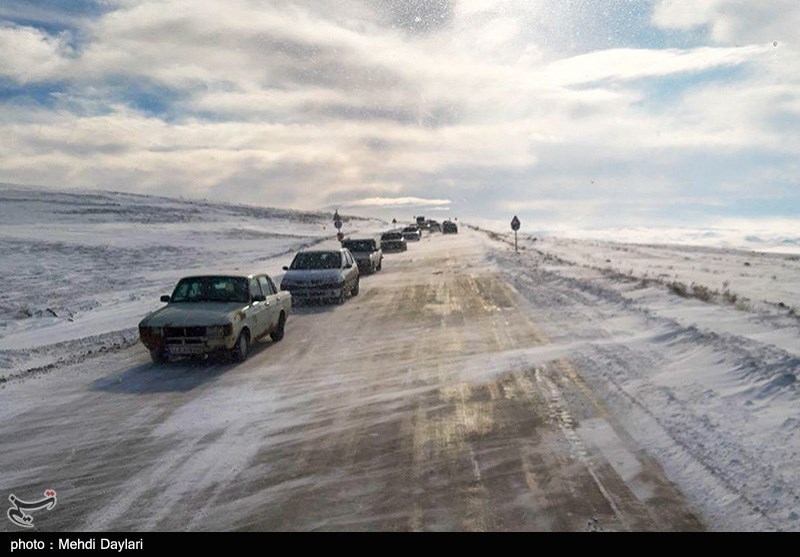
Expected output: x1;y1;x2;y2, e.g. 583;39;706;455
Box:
442;220;458;234
381;231;408;252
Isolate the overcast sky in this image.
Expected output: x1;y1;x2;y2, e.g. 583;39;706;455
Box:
1;1;798;229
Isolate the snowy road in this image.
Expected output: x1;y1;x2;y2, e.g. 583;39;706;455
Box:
0;229;706;531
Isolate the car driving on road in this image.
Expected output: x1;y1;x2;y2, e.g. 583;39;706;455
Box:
442;220;458;234
402;226;422;242
138;273;291;364
281;248;360;304
341;238;383;274
381;231;407;252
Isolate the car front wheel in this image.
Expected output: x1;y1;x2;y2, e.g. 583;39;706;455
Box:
150;348;167;364
352;278;360;296
230;331;250;362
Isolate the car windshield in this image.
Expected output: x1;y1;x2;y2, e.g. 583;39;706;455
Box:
290;252;342;270
382;233;402;240
170;276;250;303
342;240;374;252
402;228;417;233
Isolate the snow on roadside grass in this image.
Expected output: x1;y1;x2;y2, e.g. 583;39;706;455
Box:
0;185;380;380
483;228;800;531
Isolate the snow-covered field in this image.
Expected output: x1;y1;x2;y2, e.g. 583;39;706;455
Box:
0;184;380;380
480;226;800;530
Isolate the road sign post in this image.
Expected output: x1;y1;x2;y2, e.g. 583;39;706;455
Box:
333;210;342;233
511;215;521;253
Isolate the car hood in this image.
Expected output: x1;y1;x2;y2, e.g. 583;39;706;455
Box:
282;269;343;283
140;302;243;327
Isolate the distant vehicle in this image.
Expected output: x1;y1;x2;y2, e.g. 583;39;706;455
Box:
443;220;458;234
281;248;360;305
341;238;383;274
139;273;291;364
381;231;408;252
416;216;426;226
428;220;442;232
402;226;422;241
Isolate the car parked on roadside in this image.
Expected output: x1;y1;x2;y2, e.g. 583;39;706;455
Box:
442;220;458;234
428;220;442;232
402;226;422;242
139;273;291;364
280;248;360;305
381;231;407;252
341;238;383;274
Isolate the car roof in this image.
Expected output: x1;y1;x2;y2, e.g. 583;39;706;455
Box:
296;248;346;253
179;272;266;280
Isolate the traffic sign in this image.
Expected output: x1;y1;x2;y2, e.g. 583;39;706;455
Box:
511;216;521;253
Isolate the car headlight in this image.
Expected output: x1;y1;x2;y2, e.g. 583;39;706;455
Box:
139;326;162;337
208;324;233;338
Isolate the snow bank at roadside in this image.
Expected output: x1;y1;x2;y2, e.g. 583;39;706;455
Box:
482;226;800;531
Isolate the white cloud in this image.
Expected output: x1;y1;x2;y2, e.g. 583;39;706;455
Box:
0;1;797;227
0;24;71;83
345;197;451;208
653;0;800;44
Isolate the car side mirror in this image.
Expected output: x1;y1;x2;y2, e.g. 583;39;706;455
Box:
252;294;266;303
282;266;289;271
160;295;170;303
346;263;353;269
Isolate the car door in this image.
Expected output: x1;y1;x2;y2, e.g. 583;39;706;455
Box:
248;277;268;338
344;251;357;286
258;275;279;332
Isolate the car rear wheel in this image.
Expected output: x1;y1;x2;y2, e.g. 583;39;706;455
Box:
230;330;250;362
270;313;286;342
376;259;382;271
352;278;360;297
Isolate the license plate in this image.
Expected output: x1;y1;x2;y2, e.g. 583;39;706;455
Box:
168;345;205;355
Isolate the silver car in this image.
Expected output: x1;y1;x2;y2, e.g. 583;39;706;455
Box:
402;226;422;241
280;248;360;304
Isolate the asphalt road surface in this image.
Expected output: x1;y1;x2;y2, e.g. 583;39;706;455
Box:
0;229;703;531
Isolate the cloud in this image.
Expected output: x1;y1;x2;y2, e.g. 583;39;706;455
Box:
0;23;72;83
0;0;798;229
343;196;452;208
652;0;800;44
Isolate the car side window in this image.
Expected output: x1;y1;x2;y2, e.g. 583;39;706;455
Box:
345;252;353;267
258;276;275;296
249;278;263;299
